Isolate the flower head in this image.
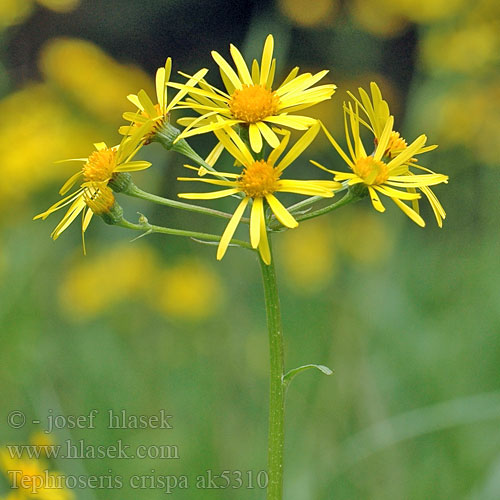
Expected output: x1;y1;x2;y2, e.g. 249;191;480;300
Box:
178;122;341;264
172;35;336;153
314;105;448;227
34;128;150;251
344;82;447;226
120;58;207;142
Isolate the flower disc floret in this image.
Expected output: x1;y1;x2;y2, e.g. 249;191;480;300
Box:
353;156;390;185
239;160;280;197
229;85;280;123
83;148;117;182
375;131;408;159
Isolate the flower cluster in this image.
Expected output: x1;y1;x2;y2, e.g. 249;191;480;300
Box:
35;35;448;263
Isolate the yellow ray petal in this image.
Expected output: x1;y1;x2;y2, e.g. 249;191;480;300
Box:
51;197;86;239
251;59;259;84
280;66;299;87
212;50;242;90
116;160;151;172
392;197;425;227
59;171;83;195
168;68;208;112
250;197;263;248
263;115;312;130
258;205;271;265
276;179;336;197
156;67;166;112
275;73;313;97
375;184;421;200
34;190;83;220
320;121;355;169
373;115;394;162
276;121;320;173
122;111;148;123
368;186;386;213
256;121;281;149
221;125;255;164
230;44;253;85
179;117;241;141
137;90;158;118
217;197;250;260
179;188;240;200
259;34;274;86
169;81;230;103
267;132;290;167
266;58;276;89
127;94;143;111
265;194;298;228
387;135;427;171
249;123;263;153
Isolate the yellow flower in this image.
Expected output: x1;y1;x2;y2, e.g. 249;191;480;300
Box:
178;122;341;264
172;34;336;153
342;82;448;227
314;106;448;227
34;128;151;251
119;58;208;142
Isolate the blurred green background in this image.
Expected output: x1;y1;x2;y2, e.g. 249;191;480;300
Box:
1;0;500;499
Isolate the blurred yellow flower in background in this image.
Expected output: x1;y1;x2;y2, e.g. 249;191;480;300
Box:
0;0;78;28
277;0;339;27
336;210;395;265
153;258;224;322
40;38;154;125
0;449;73;500
0;84;97;215
349;0;409;38
421;22;500;75
278;219;337;292
57;244;225;323
278;211;395;293
58;244;158;319
29;432;55;452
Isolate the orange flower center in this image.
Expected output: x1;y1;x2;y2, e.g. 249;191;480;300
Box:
353;156;390;185
375;131;408;159
229;85;280;123
239;160;280;197
83;148;117;182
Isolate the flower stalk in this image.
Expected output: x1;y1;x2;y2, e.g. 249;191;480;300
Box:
258;239;285;500
115;216;252;250
113;175;248;222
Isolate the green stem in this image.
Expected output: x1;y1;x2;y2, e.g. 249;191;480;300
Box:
124;183;249;223
284;182;348;216
116;217;252;250
259;240;285;500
